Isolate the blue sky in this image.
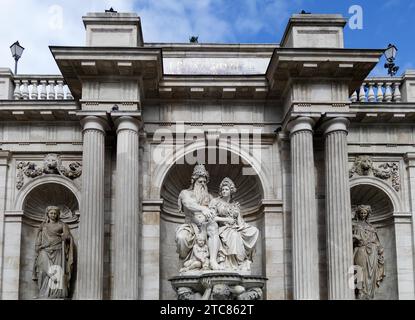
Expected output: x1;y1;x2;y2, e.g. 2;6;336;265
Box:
1;0;414;75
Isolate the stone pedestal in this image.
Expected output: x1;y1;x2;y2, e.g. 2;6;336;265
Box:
170;273;267;300
287;117;319;299
113;116;140;299
323;117;354;300
76;116;107;300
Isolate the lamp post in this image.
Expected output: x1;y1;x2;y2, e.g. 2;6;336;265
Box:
384;44;399;76
10;41;24;75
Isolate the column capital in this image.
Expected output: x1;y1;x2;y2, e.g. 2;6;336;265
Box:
113;115;141;134
404;153;415;167
321;117;349;136
286;117;315;136
80;115;109;133
0;150;11;166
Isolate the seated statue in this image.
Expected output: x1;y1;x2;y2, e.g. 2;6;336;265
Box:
32;206;74;299
175;164;222;270
209;177;259;272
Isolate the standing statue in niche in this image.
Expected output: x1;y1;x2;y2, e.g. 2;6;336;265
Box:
176;164;222;270
353;205;386;299
209;177;259;272
32;206;75;299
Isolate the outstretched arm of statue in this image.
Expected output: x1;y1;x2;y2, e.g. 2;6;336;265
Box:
34;227;43;253
180;191;213;219
61;223;71;242
214;216;234;223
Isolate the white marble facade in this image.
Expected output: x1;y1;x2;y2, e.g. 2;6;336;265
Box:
0;11;415;300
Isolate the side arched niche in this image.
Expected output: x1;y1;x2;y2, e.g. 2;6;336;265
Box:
350;182;398;300
159;149;265;299
18;181;80;300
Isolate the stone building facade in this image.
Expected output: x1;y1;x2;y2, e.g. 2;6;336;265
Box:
0;11;414;300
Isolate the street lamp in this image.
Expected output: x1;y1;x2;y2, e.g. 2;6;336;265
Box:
10;41;24;75
384;43;399;76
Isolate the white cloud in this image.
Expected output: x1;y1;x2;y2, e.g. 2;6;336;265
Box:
1;0;135;74
0;0;294;74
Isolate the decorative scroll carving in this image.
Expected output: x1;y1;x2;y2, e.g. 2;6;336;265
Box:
58;162;82;179
16;154;82;190
349;155;400;191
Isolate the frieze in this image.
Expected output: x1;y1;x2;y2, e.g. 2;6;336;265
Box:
349;155;400;191
16;153;82;190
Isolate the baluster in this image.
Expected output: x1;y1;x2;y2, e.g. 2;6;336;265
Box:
39;80;47;99
350;90;357;102
21;80;29;100
376;82;384;102
66;86;74;99
359;84;366;102
48;80;56;99
384;82;392;102
30;80;38;99
367;83;375;102
56;80;64;99
393;82;402;102
13;80;21;100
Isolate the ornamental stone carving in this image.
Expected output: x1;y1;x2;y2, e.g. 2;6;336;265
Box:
175;164;259;274
171;274;265;300
171;165;265;300
349;155;400;191
16;154;82;190
352;205;386;300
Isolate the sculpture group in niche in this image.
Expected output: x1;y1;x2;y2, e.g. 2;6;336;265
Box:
16;153;82;190
349;155;400;191
175;164;259;274
352;205;386;300
32;206;75;299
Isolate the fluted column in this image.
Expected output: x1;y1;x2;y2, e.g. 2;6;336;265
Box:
288;117;319;300
113;116;140;299
77;116;107;300
323;117;354;300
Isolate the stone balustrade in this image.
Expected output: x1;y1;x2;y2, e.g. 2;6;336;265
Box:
350;77;402;103
12;75;73;100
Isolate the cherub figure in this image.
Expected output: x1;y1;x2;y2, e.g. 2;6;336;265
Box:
180;234;210;272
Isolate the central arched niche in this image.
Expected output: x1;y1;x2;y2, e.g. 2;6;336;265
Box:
350;184;398;300
19;182;79;300
159;149;264;299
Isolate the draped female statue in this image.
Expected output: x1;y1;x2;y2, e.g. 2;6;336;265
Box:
32;206;75;299
209;177;259;272
353;205;385;299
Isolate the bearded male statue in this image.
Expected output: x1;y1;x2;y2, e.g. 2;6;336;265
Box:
175;164;222;270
